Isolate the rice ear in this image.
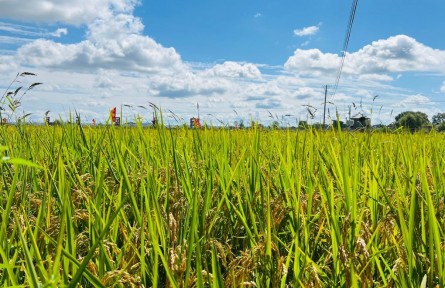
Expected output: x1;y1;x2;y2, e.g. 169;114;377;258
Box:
14;87;22;96
20;72;37;76
28;82;43;89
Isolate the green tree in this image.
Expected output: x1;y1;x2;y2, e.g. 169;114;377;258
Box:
437;122;445;132
53;119;64;126
298;120;308;129
432;113;445;126
269;120;280;130
394;111;430;131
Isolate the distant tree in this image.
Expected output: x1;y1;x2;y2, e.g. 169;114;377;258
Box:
436;122;445;132
311;123;324;130
394;111;430;131
331;120;345;129
298;121;308;129
372;124;386;129
372;123;388;132
432;113;445;126
53;119;63;126
239;120;245;129
269;121;280;130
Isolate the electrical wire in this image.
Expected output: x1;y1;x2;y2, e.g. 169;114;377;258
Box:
331;0;359;97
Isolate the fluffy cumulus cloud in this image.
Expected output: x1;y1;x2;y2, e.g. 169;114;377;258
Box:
14;13;185;74
148;73;230;99
349;35;445;74
284;49;340;77
203;61;261;79
1;0;187;75
285;35;445;80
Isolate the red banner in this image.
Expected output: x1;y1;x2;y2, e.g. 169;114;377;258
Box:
110;107;116;123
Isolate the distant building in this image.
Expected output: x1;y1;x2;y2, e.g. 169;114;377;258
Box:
350;112;371;130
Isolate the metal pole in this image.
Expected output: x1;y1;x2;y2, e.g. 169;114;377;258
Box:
322;85;327;126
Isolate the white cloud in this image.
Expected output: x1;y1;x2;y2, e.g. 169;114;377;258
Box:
441;82;445;93
1;2;183;75
399;94;431;107
254;13;262;19
285;35;445;78
149;72;230;99
357;74;393;82
293;87;323;100
203;61;261;79
349;35;445;74
0;0;139;25
51;28;68;37
0;22;68;38
284;48;339;77
256;98;282;109
331;93;353;102
294;25;320;37
0;55;18;72
0;35;34;45
14;14;185;74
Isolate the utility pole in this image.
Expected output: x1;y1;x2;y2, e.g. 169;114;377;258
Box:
322;85;328;127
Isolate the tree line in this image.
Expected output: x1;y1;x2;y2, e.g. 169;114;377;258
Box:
388;111;445;131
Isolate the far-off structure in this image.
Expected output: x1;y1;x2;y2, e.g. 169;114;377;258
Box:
190;117;201;129
350;112;371;129
110;107;121;126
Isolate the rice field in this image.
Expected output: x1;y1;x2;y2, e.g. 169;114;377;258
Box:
0;123;444;287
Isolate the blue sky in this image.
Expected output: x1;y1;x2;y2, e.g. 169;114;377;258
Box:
0;0;444;125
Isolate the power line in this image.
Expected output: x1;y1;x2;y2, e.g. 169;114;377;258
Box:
331;0;359;97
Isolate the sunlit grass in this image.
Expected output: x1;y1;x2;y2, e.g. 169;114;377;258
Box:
0;123;444;287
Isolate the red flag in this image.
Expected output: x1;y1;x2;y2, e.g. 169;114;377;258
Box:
195;118;201;129
110;107;116;123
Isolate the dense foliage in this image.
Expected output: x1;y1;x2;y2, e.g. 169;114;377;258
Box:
0;124;444;287
394;111;431;130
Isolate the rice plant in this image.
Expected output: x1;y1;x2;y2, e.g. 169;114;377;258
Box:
0;122;444;287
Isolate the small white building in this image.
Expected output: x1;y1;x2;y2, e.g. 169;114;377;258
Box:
350;112;370;129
